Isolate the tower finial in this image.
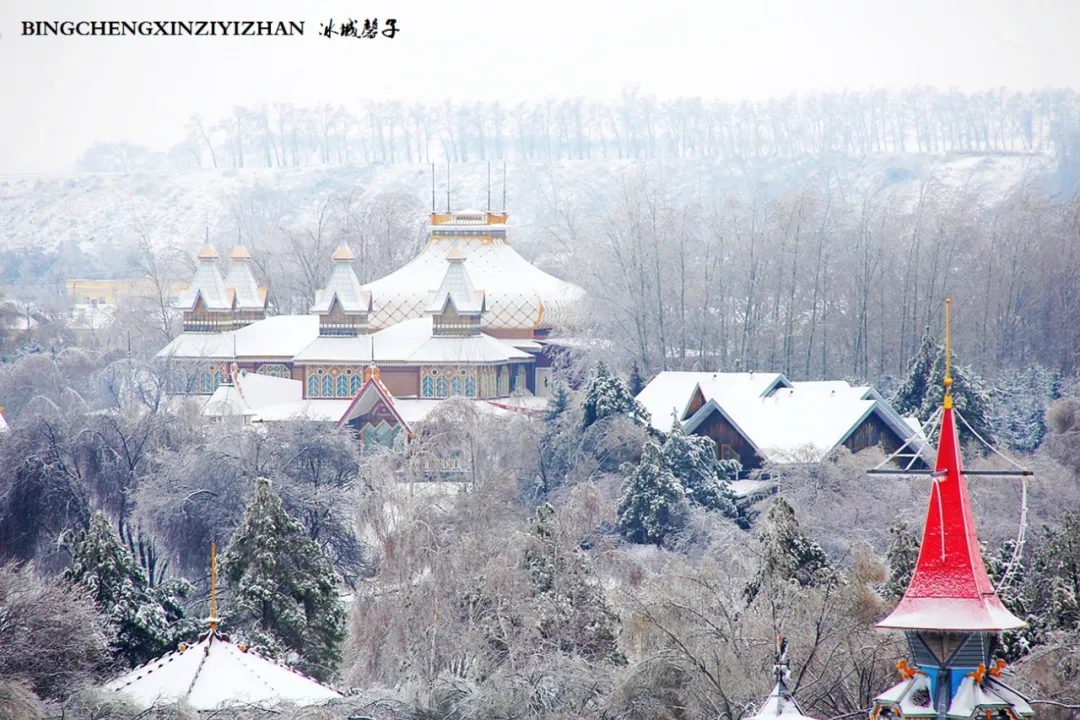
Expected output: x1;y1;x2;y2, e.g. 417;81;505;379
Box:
209;541;218;630
944;298;953;409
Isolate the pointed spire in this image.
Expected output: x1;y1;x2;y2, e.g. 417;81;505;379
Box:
209;541;219;631
877;299;1023;632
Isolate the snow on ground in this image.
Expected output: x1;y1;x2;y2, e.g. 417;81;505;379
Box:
0;154;1054;264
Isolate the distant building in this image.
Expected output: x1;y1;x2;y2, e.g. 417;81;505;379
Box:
635;371;930;469
157;210;584;441
66;277;188;306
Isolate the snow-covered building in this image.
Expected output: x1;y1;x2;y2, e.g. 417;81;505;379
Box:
635;372;930;470
104;625;343;711
871;319;1033;720
157;211;582;439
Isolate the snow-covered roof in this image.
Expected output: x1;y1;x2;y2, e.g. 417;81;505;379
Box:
176;245;231;311
362;231;584;331
311;244;371;315
424;247;485;315
202;383;255;418
875;674;1033;719
338;372;413;435
252;399;351;423
746;683;817;720
0;409;8;433
293;318;529;365
104;629;342;711
157;315;321;360
636;372;791;432
222;246;265;310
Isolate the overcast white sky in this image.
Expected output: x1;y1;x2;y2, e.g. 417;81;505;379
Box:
1;0;1077;174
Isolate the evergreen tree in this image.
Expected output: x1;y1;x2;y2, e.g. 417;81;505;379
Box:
984;539;1043;661
1030;512;1080;631
616;442;686;546
524;503;624;664
892;327;938;416
883;517;920;600
544;376;570;422
63;512;196;668
661;415;738;518
993;364;1060;454
628;363;646;397
582;361;650;430
918;349;996;447
221;477;346;683
744;497;835;604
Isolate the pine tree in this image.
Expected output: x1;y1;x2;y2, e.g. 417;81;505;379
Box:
582;361;650;430
661;415;738;518
524;503;624;664
221;477;346;683
892;327;938;416
544;377;570;422
616;442;686;545
628;363;646;397
993;364;1059;454
918;349;996;447
63;512;195;668
883;517;920;600
744;497;835;604
983;539;1043;661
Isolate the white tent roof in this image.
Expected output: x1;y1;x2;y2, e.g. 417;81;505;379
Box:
104;629;343;711
424;248;485;315
311;244;371;314
362;235;584;331
176;247;230;311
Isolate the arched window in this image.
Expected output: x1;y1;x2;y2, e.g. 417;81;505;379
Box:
451;375;463;396
170;371;185;393
322;375;334;397
214;371;224;389
200;371;213;394
307;374;320;398
465;375;477;398
337;374;349;397
436;376;449;398
257;364;290;379
422;375;435;398
351;375;362;394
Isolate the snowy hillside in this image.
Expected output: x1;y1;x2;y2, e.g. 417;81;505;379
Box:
0;153;1054;262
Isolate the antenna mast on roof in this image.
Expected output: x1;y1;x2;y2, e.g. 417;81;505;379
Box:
430;162;435;213
204;211;210;244
446;164;451;213
502;162;507;212
209;542;218;630
487;162;491;213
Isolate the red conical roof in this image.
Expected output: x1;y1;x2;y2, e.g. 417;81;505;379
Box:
877;401;1024;631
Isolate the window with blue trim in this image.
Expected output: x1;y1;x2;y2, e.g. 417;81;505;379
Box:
322;375;334;397
422;375;435;398
465;375;477;398
351;375;362;394
337;374;349;397
307;374;320;398
214;371;224;389
436;376;448;398
451;375;463;396
200;372;213;394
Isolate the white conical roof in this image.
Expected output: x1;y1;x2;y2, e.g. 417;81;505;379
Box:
104;629;343;711
176;245;230;311
223;246;264;310
424;246;485;315
311;243;371;314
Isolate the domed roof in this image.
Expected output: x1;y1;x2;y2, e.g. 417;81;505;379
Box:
362;212;583;332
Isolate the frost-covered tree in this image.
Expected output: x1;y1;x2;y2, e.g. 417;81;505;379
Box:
918;349;996;448
984;539;1043;661
63;512;196;668
662;415;738;518
1029;511;1080;632
220;477;346;683
993;364;1061;454
616;442;686;546
892;327;938;417
544;377;570;422
524;503;624;664
744;497;835;604
883;516;920;600
582;361;650;430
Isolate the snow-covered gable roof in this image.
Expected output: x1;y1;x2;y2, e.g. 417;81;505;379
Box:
252;399;351;423
337;371;413;435
202;382;254;419
0;408;8;433
310;244;371;314
175;244;231;311
680;378;928;465
636;372;791;432
424;246;485;315
157;315;320;360
223;246;266;310
875;674;1033;720
746;683;817;720
104;629;342;711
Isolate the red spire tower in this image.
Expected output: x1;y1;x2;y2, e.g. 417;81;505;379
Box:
871;299;1033;720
